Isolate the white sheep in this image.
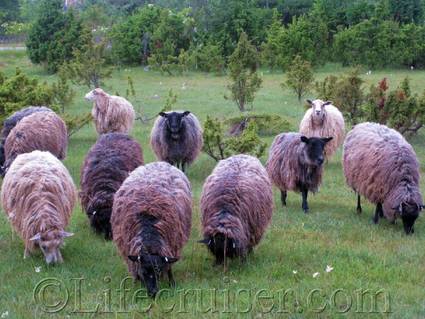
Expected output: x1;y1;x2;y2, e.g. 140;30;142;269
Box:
85;88;135;135
299;99;345;159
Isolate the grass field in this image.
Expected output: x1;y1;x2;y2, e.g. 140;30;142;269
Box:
1;50;425;318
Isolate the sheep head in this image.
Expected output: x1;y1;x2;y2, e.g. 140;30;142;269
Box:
85;88;106;102
300;136;333;167
128;253;178;298
307;99;331;123
393;202;422;235
30;229;73;264
159;111;190;140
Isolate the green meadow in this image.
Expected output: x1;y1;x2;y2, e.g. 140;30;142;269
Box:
1;50;425;318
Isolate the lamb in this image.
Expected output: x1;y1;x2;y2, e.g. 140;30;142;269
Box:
150;110;203;172
0;106;52;173
343;122;423;234
299;99;345;159
85;88;135;134
266;133;332;213
111;162;192;297
80;133;144;239
199;155;273;265
1;151;77;264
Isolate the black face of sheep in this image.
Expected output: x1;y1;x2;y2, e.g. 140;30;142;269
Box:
399;203;421;234
301;136;333;166
128;254;178;297
199;233;241;265
159;111;190;140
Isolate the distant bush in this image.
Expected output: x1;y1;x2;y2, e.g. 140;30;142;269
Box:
365;77;425;136
334;19;425;68
202;116;266;162
225;113;292;136
26;0;90;73
0;68;55;123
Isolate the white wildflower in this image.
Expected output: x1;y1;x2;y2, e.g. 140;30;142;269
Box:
35;266;41;273
313;272;319;278
326;265;333;273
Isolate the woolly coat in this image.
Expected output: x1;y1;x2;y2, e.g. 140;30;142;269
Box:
3;111;68;172
80;133;144;237
343;122;423;220
266;132;324;193
111;162;192;278
201;155;273;254
90;89;135;134
150;111;203;165
0;106;52;168
299;100;345;159
1;151;77;252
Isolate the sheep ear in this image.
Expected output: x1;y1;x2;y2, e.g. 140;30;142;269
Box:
162;256;178;264
60;231;74;238
300;136;309;144
30;233;41;241
323;101;332;106
322;137;333;143
183;111;190;116
159;112;167;118
306;99;313;105
128;255;140;262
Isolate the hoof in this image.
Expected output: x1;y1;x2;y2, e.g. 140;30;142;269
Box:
303;209;309;214
357;208;362;214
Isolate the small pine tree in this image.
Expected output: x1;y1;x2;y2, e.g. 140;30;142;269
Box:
62;39;113;88
283;55;314;102
226;32;262;112
261;9;284;70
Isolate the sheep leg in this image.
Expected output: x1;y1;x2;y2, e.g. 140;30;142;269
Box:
301;188;309;213
373;203;383;224
23;247;31;259
167;269;175;288
281;190;287;207
357;194;362;214
181;162;186;173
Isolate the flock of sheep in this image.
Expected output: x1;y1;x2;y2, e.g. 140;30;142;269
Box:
0;88;422;297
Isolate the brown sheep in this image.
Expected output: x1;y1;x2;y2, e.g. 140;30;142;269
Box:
80;133;144;239
85;88;135;134
111;162;192;297
343;122;423;234
3;111;67;173
199;154;273;265
1;151;77;264
266;133;332;213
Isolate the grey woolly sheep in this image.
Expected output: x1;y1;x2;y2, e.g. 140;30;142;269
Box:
1;151;77;264
343;122;423;234
85;88;135;135
150;110;203;172
3;111;68;173
111;162;192;297
299;99;345;159
266;133;333;213
80;133;144;239
0;106;52;174
199;154;273;265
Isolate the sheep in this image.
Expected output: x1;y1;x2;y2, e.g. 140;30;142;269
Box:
266;133;333;213
343;122;423;234
199;154;273;265
299;99;345;159
3;111;68;174
85;88;135;134
1;151;77;264
150;110;203;172
80;133;144;240
0;106;52;173
111;162;192;297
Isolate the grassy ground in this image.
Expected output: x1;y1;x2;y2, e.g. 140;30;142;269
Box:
1;50;425;318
